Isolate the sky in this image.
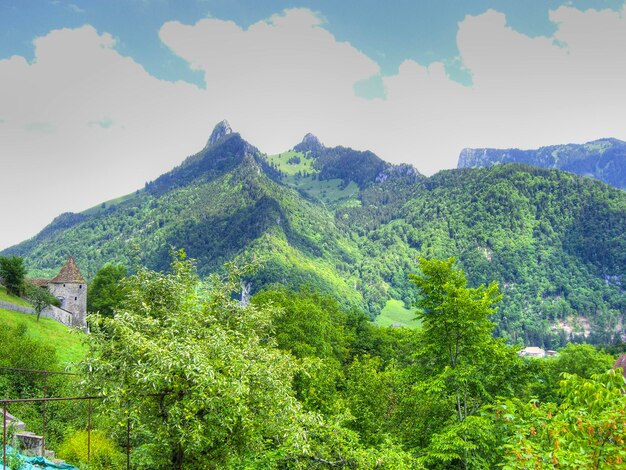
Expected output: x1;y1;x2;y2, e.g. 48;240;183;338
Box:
1;0;626;249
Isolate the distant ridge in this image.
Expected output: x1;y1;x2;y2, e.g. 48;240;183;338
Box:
458;138;626;190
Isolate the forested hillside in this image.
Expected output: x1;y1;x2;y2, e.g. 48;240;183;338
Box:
3;123;626;346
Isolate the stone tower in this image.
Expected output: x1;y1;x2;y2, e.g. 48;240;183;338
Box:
47;256;87;328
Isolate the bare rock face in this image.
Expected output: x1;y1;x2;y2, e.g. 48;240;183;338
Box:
458;138;626;190
375;163;421;184
206;120;233;148
294;133;324;155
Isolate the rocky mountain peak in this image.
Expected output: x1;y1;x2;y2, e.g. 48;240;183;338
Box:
294;133;324;154
206;120;233;148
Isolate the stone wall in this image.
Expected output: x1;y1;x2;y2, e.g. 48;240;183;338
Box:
48;281;87;328
41;304;74;326
0;300;33;314
0;300;74;328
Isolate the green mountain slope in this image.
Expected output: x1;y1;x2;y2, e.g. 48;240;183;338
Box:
340;164;626;345
3;123;626;347
4;124;367;310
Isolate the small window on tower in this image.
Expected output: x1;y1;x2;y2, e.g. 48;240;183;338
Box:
74;297;77;301
63;284;66;287
79;285;82;289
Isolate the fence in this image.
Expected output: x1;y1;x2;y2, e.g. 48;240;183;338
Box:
1;368;167;470
0;367;113;470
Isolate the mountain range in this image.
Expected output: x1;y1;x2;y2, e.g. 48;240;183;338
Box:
458;138;626;190
3;122;626;347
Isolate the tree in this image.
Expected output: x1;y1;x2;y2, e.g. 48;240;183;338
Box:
24;282;61;321
399;257;524;468
528;343;616;401
87;263;128;317
252;286;348;362
499;370;626;469
81;254;416;468
0;255;26;296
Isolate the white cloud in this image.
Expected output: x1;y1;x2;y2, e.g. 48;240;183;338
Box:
0;25;213;249
157;4;626;174
2;4;626;249
159;8;380;150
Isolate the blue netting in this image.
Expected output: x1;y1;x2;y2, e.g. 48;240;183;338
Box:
1;446;78;470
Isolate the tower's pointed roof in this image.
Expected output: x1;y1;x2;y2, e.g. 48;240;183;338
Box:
613;354;626;379
51;256;86;284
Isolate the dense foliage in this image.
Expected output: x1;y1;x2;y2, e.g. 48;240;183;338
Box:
2;254;624;468
81;254;415;468
87;263;128;317
78;256;626;468
0;255;26;296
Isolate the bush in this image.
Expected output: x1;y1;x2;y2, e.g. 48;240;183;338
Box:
58;430;124;469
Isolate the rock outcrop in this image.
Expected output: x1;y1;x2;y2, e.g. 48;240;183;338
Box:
294;133;324;155
458;138;626;190
206;120;233;148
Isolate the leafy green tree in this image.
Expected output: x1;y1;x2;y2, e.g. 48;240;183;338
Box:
528;343;616;401
343;355;399;446
81;254;416;468
87;263;128;317
24;282;61;321
0;255;26;296
252;286;349;362
81;255;304;468
399;257;524;468
499;370;626;469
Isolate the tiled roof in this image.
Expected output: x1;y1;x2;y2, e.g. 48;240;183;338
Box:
51;256;86;284
613;354;626;379
26;278;51;287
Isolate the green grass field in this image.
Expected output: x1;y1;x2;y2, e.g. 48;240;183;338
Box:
0;285;32;307
82;189;141;216
266;150;316;176
287;176;360;205
374;299;421;328
0;308;88;367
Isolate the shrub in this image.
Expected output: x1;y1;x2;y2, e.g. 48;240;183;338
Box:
58;430;124;469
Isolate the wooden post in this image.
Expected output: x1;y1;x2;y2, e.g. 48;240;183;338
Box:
87;398;92;463
42;371;47;456
3;402;7;470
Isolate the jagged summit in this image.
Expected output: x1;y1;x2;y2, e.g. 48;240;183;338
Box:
206;120;233;148
294;133;324;154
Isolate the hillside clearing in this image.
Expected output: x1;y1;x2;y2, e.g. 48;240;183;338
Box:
0;285;32;307
0;308;88;367
374;299;421;328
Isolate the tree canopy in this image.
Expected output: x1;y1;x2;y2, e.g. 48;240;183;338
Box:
400;257;525;468
80;254;416;468
87;263;128;317
0;255;26;296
